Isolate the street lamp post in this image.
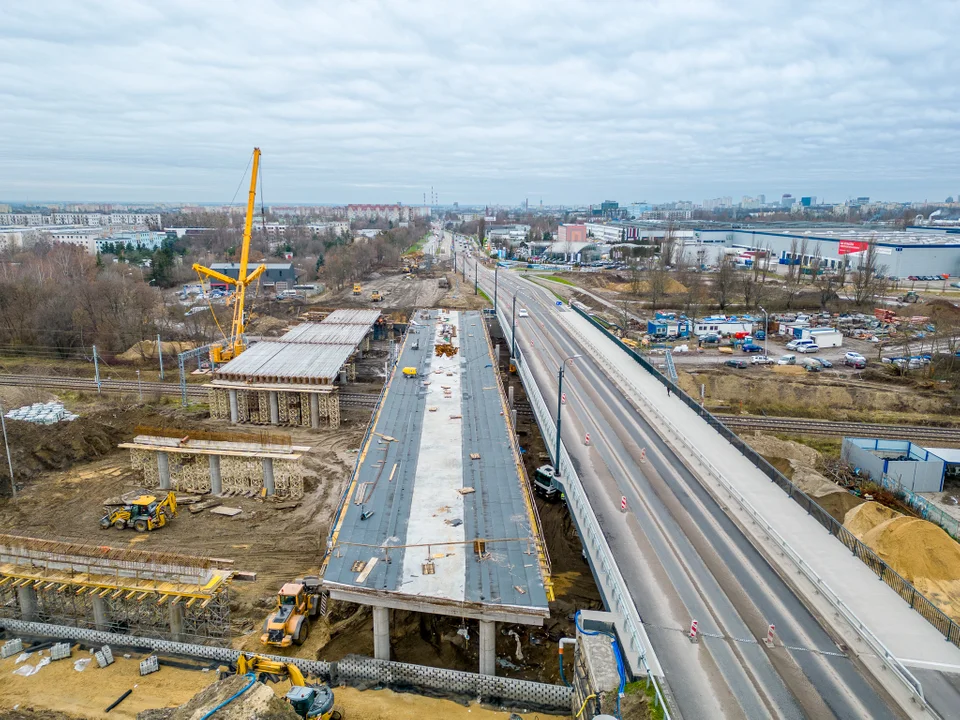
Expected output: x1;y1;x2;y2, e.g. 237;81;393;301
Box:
555;354;581;476
494;262;499;313
475;263;478;295
759;305;768;356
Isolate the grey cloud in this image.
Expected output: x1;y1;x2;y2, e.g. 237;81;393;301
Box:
1;0;958;204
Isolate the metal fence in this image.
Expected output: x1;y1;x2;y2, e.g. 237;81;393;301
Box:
496;305;672;720
879;473;960;540
570;304;960;651
0;619;571;714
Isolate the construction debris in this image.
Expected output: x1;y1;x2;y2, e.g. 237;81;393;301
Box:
210;506;243;517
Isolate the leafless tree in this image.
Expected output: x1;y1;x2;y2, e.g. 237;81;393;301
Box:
850;236;887;306
712;257;736;310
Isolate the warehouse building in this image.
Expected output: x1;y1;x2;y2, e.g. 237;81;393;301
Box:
841;438;946;493
688;227;960;278
208;262;298;292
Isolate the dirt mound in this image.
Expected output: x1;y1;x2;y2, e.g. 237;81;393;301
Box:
118;340;195;362
747;434;820;466
863;517;960;584
844;501;901;537
138;675;299;720
249;315;289;335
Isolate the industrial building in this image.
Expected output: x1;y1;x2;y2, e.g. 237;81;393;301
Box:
841;438;947;493
207;262;298;291
208;309;381;430
689;227;960;278
322;309;551;675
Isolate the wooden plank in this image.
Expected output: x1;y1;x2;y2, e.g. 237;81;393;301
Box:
355;557;378;584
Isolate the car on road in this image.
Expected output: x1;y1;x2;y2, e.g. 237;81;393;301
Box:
518;308;528;318
741;343;763;353
751;355;774;365
844;351;866;363
725;359;748;369
796;344;819;354
777;354;796;365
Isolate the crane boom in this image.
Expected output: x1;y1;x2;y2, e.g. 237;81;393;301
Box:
193;147;266;363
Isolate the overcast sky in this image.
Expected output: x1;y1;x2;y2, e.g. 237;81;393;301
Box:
2;0;958;206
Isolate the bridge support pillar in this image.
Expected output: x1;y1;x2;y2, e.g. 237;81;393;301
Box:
310;394;320;429
92;596;109;631
269;391;280;424
169;602;184;642
228;389;239;423
263;458;275;496
157;451;171;490
209;455;222;495
17;585;38;622
373;605;390;661
479;619;496;676
508;384;514;409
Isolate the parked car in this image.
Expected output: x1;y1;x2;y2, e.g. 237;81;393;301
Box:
742;343;763;353
725;359;748;369
816;358;833;368
796;344;820;354
755;330;766;340
844;351;865;362
785;340;800;350
751;355;774;365
777;354;796;365
845;357;867;369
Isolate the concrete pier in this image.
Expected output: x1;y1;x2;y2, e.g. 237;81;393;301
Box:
157;451;171;490
169;603;184;642
373;606;390;660
310;394;320;429
479;619;496;676
17;585;38;622
92;596;109;631
263;458;275;496
269;391;280;424
209;455;222;495
228;389;239;423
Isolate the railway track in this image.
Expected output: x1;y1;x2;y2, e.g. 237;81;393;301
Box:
718;414;960;443
0;374;380;408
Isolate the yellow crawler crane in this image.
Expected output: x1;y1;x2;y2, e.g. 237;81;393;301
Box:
193;148;267;363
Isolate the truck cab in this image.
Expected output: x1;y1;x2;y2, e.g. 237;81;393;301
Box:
533;465;560;500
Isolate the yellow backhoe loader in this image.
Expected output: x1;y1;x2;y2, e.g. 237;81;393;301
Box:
100;491;177;532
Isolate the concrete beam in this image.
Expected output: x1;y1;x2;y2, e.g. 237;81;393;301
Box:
92;595;109;632
373;605;390;661
157;451;171;490
263;458;275;496
479;619;496;676
310;394;320;429
17;585;38;622
269;391;279;425
326;587;547;626
228;389;239;424
209;455;222;495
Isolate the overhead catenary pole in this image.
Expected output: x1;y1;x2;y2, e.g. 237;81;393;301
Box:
93;345;101;394
157;333;164;380
0;401;15;499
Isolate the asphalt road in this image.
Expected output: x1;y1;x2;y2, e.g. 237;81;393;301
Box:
448;233;905;719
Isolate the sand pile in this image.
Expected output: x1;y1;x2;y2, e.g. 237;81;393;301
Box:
748;434;820;466
792;465;864;522
138;674;299;720
119;340;195;361
844;502;960;621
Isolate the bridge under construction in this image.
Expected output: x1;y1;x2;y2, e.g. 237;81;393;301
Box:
0;534;235;645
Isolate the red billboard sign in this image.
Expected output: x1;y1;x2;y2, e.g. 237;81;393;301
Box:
838;240;869;255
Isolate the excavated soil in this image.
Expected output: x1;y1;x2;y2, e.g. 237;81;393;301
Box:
844;502;960;621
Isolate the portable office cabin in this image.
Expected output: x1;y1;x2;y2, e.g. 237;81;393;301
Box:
693;317;753;337
841;438;945;493
647;319;691;339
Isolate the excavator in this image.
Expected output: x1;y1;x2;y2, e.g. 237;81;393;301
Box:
100;491;177;532
221;655;340;719
192;148;267;363
261;576;322;647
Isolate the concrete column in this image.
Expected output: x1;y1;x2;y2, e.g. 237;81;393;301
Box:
495;344;500;365
92;596;109;631
479;620;496;676
209;455;222;495
169;603;184;642
228;389;239;423
263;458;275;496
508;385;514;409
373;606;390;661
157;451;171;490
310;394;320;429
339;368;348;384
269;391;280;425
511;409;517;429
17;585;38;622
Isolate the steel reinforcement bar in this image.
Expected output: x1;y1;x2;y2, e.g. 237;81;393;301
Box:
0;619;571;714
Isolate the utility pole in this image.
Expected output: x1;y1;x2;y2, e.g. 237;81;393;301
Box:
93;345;102;394
555;355;581;475
494;262;499;313
157;333;164;380
137;370;143;402
0;401;15;499
475;263;478;295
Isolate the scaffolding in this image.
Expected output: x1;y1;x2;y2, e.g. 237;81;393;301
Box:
0;535;234;645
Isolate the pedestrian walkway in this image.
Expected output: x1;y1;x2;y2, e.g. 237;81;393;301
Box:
564;310;960;671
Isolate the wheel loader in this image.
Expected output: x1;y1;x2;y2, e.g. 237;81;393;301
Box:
261;576;322;647
99;491;177;532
